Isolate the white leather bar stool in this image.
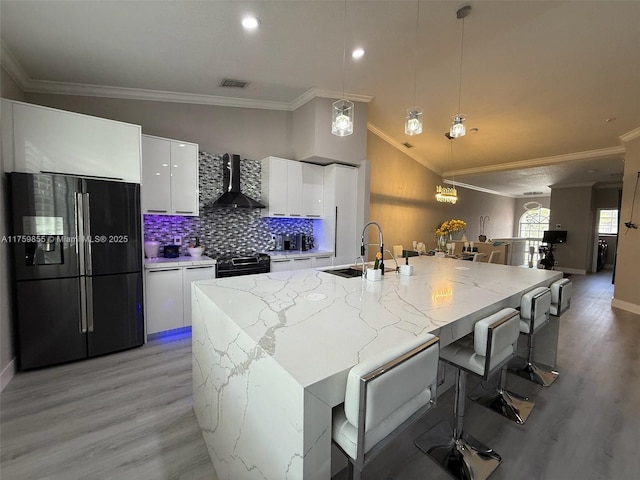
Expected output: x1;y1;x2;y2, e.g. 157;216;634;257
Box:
550;278;572;316
415;308;520;480
512;286;558;387
332;334;439;480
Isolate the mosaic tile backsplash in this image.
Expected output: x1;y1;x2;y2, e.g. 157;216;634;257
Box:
143;151;315;256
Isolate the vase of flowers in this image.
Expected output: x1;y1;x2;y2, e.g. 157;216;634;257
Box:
435;219;467;251
366;252;383;281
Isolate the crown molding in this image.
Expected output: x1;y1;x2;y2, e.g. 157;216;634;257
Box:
620;127;640;143
1;41;32;88
442;145;626;177
1;42;373;112
442;179;516;198
367;122;442;175
549;181;597;189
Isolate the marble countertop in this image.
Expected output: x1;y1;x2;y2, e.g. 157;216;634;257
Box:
193;255;561;404
144;255;216;269
262;249;334;259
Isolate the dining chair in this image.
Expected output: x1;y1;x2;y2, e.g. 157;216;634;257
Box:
333;334;440;480
488;251;501;264
472;252;486;262
415;308;520;480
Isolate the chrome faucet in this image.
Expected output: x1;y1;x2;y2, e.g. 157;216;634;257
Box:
384;249;400;273
355;255;366;277
361;221;385;275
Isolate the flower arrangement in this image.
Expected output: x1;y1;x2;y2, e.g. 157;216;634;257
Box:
373;251;382;269
434;219;467;236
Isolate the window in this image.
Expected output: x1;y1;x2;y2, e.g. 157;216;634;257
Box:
519;207;550;238
519;207;550;263
597;209;618;234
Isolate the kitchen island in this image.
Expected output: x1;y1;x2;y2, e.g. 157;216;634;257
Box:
191;256;561;480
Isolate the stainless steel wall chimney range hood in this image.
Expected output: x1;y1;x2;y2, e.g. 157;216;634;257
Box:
207;153;265;209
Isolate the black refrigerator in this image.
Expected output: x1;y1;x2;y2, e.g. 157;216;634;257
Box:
8;172;144;370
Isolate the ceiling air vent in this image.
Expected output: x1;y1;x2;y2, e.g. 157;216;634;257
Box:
402;142;414;149
220;78;250;88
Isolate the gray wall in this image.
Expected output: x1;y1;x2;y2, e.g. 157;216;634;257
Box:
24;93;293;162
367;132;515;255
549;185;594;273
1;65;26;384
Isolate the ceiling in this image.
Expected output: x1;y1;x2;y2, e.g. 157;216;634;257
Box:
1;1;638;197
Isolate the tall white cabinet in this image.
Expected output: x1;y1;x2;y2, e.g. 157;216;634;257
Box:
319;164;359;266
141;134;199;216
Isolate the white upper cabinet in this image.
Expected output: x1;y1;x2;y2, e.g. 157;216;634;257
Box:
287;161;303;217
141;135;199;216
261;157;324;218
302;163;324;218
2;99;141;183
170;141;199;215
261;156;289;216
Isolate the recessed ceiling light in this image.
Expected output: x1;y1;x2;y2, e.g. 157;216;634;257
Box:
352;48;365;59
604;117;616;123
242;17;260;29
587;169;599;173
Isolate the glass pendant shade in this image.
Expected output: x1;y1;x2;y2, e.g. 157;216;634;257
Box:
405;107;423;136
332;99;354;136
450;114;466;138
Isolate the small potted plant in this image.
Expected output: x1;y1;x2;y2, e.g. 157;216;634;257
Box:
400;251;414;276
366;252;383;282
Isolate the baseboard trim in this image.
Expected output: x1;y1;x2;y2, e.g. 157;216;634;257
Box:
1;357;16;392
611;298;640;316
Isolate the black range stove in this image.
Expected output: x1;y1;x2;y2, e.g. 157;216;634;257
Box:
214;252;270;278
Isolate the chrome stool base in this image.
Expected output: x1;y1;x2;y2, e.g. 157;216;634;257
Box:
469;389;535;425
415;422;502;480
514;362;558;387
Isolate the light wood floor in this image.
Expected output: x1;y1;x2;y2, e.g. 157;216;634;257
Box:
0;329;217;480
2;271;638;480
334;270;640;480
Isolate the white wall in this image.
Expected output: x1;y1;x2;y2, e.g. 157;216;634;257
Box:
1;65;26;389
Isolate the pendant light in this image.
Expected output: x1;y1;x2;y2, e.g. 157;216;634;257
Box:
332;0;354;137
449;5;471;139
405;0;423;136
436;138;459;204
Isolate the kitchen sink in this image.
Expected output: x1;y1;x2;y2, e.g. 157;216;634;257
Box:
323;267;364;278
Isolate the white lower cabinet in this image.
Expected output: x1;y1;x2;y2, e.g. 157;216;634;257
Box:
145;267;184;334
311;255;333;268
145;259;216;334
292;257;312;269
182;265;216;326
270;258;293;272
269;253;333;272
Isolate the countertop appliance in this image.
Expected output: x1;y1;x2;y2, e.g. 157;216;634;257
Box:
163;244;180;258
8;172;144;370
296;233;314;251
215;252;270;278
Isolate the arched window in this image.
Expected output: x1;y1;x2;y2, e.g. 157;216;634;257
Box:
519;207;550;263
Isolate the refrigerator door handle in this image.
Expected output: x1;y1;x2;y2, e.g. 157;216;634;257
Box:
86;277;94;333
79;277;88;333
83;193;93;275
76;193;86;276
